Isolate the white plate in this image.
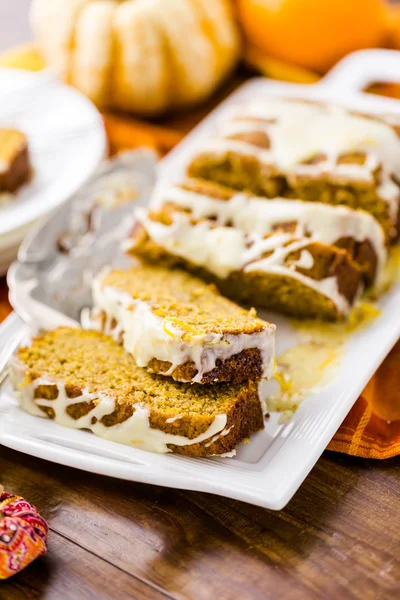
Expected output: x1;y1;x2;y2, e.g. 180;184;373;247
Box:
0;68;106;270
1;50;400;510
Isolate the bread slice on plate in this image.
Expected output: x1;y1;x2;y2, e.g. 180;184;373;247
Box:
150;178;387;287
10;327;264;457
0;128;30;195
127;190;365;321
89;263;275;384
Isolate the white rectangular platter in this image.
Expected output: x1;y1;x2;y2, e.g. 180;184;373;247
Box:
1;50;400;510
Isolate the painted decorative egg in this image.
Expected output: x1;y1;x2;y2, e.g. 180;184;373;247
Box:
0;488;48;579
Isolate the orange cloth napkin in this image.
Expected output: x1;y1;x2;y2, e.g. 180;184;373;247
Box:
328;341;400;458
1;45;399;459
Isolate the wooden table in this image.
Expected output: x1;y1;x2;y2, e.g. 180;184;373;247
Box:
1;6;400;599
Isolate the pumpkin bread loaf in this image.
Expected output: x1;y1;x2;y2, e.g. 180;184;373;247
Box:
11;328;264;457
89;263;275;384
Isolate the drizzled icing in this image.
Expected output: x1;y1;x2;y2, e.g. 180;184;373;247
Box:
90;271;276;382
134;209;356;316
204;425;233;448
195;98;400;222
153;184;386;283
291;250;314;270
9;358;229;455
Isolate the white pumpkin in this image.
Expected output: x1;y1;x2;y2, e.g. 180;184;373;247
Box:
31;0;240;115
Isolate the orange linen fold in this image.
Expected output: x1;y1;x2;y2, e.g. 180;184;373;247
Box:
328;341;400;459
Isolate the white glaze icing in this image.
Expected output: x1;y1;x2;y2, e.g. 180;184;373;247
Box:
134;209;356;316
152;184;387;284
165;414;182;423
204;425;233;448
291;250;314;270
196;98;400;222
230;99;400;173
9;358;230;455
90;270;276;382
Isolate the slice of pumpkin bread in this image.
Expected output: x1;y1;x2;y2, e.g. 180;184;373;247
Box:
151;178;386;287
11;328;264;457
186;97;400;242
90;264;275;384
127;201;363;321
0;128;30;194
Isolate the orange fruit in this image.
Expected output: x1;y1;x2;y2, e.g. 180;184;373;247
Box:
236;0;388;73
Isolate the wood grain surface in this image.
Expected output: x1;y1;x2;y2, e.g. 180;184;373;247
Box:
0;442;399;600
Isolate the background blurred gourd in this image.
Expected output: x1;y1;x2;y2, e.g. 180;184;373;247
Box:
237;0;388;73
30;0;240;116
